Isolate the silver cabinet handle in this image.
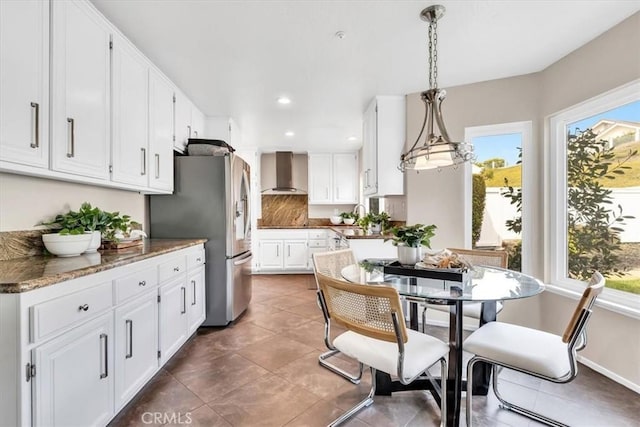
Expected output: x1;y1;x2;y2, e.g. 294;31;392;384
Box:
173;266;180;272
191;280;196;306
288;245;291;257
196;257;202;262
66;118;75;158
276;245;279;257
155;153;160;179
100;333;108;379
187;125;191;138
125;320;133;359
180;287;186;314
30;102;39;148
78;304;89;312
138;280;146;287
193;130;198;137
141;148;146;175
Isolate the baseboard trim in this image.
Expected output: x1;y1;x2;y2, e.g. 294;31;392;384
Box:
577;355;640;394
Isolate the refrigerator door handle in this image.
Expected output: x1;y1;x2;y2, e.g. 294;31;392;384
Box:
242;169;251;238
233;253;252;266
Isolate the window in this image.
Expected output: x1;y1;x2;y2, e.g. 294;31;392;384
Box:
549;80;640;314
464;121;532;273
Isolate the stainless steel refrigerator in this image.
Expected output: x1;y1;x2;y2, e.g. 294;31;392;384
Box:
149;154;252;326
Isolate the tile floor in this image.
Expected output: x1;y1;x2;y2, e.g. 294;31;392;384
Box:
109;274;640;427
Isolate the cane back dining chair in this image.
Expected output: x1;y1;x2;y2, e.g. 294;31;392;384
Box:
316;271;450;426
464;271;605;427
421;248;509;331
312;249;364;384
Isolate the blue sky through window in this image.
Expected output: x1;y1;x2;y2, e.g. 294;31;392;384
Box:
472;133;521;166
569;100;640;131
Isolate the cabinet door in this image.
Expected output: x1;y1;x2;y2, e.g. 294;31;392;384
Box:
0;0;49;168
148;69;174;192
174;90;192;152
333;153;359;204
33;312;114;427
51;0;110;179
159;276;188;365
187;266;206;334
363;100;378;195
111;33;149;188
258;240;283;270
308;154;332;204
114;292;158;410
191;107;205;139
284;240;308;269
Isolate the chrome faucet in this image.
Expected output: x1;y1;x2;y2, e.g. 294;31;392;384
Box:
353;204;366;218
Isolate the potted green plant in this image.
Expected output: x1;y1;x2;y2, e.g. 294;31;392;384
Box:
385;223;437;265
357;212;390;233
339;212;359;225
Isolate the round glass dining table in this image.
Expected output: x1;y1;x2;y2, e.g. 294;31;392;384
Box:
341;262;545;427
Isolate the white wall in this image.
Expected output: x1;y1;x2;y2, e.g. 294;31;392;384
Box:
0;173;146;232
405;12;640;390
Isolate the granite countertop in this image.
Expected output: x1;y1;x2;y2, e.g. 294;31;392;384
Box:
0;238;207;294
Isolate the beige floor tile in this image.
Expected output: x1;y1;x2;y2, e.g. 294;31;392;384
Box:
237;334;317;371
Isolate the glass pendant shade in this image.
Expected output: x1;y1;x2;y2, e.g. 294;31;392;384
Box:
399;5;474;172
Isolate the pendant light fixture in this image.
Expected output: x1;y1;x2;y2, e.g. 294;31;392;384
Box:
399;5;474;172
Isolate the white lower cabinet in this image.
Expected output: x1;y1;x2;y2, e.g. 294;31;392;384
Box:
32;311;114;427
0;244;206;427
258;240;284;270
187;266;206;335
284;240;308;269
114;291;158;410
159;276;189;365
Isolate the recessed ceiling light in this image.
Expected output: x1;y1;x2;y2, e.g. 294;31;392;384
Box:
347;136;358;142
277;97;291;105
335;31;346;40
285;131;295;137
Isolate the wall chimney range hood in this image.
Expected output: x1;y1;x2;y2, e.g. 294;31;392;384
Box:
261;151;307;194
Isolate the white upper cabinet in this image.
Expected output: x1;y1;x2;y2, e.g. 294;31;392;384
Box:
362;96;405;196
111;33;149;188
0;0;49;169
148;69;174;192
51;0;110;180
174;90;191;152
205;117;241;147
308;153;332;204
308;152;358;204
190;107;205;139
333;153;359;203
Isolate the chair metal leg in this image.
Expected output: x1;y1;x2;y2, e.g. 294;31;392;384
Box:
421;305;428;333
329;367;376;427
467;357;570;427
318;351;364;384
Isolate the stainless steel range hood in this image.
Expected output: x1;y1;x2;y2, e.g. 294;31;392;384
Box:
261;151;308;194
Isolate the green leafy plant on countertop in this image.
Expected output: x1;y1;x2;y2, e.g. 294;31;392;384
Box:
41;202;141;242
339;212;359;221
385;223;437;248
357;212;390;232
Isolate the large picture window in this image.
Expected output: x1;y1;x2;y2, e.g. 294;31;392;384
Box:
549;81;640;314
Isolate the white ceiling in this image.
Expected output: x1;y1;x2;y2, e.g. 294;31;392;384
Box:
90;0;639;152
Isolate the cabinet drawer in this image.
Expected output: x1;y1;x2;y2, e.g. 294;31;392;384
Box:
158;256;186;283
308;230;327;239
114;267;158;304
308;239;327;248
186;249;205;270
30;281;113;343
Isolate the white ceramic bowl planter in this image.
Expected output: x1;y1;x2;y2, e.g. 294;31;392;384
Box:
330;216;343;225
42;233;93;257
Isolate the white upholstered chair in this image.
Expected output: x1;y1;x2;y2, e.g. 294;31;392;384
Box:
464;271;605;427
312;249;363;383
316;271;449;426
422;248;509;330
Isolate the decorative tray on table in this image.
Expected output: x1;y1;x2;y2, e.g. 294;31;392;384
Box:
383;261;468;282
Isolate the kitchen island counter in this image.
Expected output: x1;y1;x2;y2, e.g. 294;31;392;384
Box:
0;238;207;293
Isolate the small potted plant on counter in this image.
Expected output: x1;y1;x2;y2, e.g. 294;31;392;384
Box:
339;212;359;225
385;223;437;265
40;202;104;257
357;211;390;234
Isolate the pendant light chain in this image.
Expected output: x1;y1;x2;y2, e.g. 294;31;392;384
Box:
432;19;438;89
